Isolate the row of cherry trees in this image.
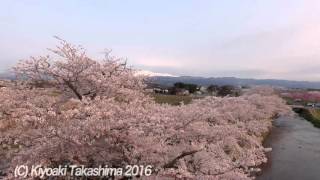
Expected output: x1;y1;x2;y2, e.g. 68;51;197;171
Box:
282;91;320;102
0;39;291;179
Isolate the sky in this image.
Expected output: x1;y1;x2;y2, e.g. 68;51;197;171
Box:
1;0;320;81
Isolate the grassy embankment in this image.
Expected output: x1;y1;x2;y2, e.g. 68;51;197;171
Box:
283;96;320;128
293;108;320;128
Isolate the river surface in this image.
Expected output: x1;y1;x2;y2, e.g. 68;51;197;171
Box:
257;116;320;180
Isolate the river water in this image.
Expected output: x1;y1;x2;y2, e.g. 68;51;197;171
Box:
257;116;320;180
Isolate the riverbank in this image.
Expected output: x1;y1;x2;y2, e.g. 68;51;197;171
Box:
293;107;320;128
257;116;320;180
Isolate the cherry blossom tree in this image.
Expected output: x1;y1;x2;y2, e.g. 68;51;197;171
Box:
0;39;291;180
283;91;320;102
14;37;146;101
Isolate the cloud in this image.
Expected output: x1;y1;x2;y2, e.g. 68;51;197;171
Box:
134;57;182;68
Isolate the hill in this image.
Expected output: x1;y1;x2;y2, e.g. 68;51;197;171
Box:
150;76;320;89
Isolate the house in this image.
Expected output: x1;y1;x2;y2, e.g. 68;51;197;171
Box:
176;89;190;96
199;86;208;93
315;103;320;108
145;88;154;93
195;91;202;95
145;83;170;94
153;88;169;94
307;103;315;107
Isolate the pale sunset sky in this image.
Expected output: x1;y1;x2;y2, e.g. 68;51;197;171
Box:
1;0;320;81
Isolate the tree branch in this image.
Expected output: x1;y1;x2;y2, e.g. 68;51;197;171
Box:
62;79;82;100
163;150;200;168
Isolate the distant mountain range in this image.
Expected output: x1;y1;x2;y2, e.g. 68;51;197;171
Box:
2;70;320;89
0;72;15;80
149;76;320;89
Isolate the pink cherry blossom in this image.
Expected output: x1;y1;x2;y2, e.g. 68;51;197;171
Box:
0;39;291;179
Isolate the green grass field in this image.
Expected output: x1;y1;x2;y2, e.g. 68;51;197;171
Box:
152;94;193;105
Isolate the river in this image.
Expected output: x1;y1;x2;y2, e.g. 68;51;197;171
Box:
257;115;320;180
